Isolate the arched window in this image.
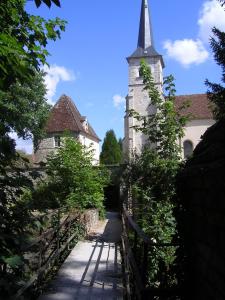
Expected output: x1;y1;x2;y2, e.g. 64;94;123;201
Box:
183;140;193;159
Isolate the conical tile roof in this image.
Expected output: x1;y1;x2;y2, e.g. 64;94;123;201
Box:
45;94;100;142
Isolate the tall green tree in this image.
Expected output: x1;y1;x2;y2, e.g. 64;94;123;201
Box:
0;0;66;162
32;137;109;217
100;130;122;165
0;0;65;296
118;137;123;152
0;71;51;152
206;27;225;119
124;60;188;287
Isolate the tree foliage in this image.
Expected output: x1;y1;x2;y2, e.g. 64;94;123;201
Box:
129;62;187;160
206;27;225;119
0;0;66;90
0;71;51;153
0;162;40;297
124;60;188;287
32;137;109;217
0;0;65;296
34;0;61;8
100;129;122;165
0;0;66;161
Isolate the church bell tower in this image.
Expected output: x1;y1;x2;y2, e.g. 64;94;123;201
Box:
123;0;164;157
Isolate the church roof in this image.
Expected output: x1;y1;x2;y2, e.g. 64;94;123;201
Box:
128;0;164;67
174;94;213;120
45;94;101;142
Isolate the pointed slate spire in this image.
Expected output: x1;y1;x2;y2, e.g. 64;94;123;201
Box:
138;0;154;50
128;0;164;66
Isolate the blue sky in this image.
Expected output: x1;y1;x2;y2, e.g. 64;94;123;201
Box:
18;0;225;153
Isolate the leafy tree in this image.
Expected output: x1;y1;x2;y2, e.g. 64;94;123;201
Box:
33;0;61;8
100;130;122;164
0;0;66;161
0;71;51;154
118;137;123;152
0;0;65;295
0;161;39;297
218;0;225;6
0;0;66;90
124;60;188;287
32;137;109;217
205;27;225;119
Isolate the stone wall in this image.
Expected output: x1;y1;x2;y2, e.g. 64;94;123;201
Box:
177;119;225;300
81;209;99;234
124;55;163;156
34;133;99;165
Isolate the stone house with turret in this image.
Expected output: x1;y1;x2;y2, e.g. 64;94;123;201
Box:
123;0;215;159
34;94;100;165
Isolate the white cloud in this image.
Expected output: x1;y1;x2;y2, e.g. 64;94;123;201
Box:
9;132;33;154
113;94;126;109
7;65;76;154
163;39;209;67
163;0;225;67
16;139;33;154
42;64;76;105
198;0;225;43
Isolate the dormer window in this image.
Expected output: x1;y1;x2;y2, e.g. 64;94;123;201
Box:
54;136;61;148
81;117;88;132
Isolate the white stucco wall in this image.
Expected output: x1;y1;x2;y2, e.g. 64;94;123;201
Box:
78;134;100;165
181;119;215;158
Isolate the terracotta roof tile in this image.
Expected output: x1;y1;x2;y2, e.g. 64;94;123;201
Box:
45;95;100;142
174;94;213;120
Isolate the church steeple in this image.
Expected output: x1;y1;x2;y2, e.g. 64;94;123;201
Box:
138;0;154;50
128;0;164;64
124;0;164;156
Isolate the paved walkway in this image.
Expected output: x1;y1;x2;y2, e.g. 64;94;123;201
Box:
39;212;123;300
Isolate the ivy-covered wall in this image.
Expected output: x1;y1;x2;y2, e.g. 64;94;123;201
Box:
177;119;225;300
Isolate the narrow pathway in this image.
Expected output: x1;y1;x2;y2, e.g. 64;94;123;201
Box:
38;212;123;300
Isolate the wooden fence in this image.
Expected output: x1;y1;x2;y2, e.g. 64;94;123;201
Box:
14;209;85;299
121;205;182;300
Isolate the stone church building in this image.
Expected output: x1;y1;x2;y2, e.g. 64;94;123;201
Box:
34;94;100;165
123;0;215;159
35;0;214;164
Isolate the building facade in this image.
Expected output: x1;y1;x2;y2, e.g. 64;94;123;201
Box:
34;94;100;165
123;0;215;159
123;0;164;156
175;94;215;158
